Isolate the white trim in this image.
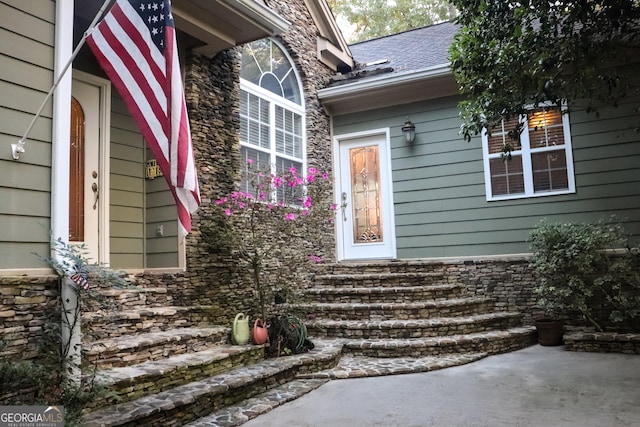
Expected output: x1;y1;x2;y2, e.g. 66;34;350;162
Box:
0;268;57;277
51;0;74;249
333;128;396;261
72;71;112;265
482;107;576;201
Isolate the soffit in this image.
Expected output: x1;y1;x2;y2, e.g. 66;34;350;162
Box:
172;0;290;57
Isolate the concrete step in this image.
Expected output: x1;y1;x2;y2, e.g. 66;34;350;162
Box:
82;305;217;340
85;326;230;369
89;344;265;410
299;352;488;379
184;378;329;427
305;312;524;339
293;297;496;321
341;326;536;358
303;284;462;303
312;271;446;288
82;339;343;427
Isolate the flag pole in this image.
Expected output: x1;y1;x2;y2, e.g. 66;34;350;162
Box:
11;0;113;160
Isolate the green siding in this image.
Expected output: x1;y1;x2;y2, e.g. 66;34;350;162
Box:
0;0;55;268
145;161;179;269
109;92;145;269
333;95;640;258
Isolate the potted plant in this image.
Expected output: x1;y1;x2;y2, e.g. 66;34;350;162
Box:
529;218;640;342
207;161;335;354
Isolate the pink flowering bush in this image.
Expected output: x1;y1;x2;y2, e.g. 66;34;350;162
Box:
213;162;335;319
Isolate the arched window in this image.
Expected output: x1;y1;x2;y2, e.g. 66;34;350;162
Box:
240;39;305;201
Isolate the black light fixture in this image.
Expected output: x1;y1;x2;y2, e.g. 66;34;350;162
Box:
401;117;416;144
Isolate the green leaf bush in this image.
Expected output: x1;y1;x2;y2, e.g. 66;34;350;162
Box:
529;219;640;332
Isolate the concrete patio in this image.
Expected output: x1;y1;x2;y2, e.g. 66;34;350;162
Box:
244;345;640;427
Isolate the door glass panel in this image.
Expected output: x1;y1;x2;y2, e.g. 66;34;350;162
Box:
350;145;383;244
69;97;85;241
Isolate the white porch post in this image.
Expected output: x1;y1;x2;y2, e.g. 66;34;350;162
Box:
52;0;80;378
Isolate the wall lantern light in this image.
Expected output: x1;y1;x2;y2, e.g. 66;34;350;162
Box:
401;117;416;144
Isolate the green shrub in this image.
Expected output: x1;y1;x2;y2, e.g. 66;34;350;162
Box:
529;219;640;331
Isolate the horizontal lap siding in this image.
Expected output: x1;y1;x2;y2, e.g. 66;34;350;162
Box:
145;165;179;268
0;0;55;268
333;94;640;258
110;94;145;269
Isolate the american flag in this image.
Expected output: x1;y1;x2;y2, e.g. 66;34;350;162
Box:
87;0;200;236
69;265;89;291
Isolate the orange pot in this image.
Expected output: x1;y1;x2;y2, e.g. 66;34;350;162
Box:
252;318;269;345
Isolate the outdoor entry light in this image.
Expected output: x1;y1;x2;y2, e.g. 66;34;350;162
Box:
401;117;416;144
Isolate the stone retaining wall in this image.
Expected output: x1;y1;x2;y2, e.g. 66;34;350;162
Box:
564;330;640;354
0;275;59;360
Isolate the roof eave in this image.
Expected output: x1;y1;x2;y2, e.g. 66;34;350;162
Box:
318;63;460;115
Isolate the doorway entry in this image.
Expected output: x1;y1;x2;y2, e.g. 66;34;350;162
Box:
70;72;110;263
336;130;396;260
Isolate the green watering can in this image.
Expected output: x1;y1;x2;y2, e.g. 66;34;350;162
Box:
232;313;250;345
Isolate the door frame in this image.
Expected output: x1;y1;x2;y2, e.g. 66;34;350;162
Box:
71;70;111;264
333;128;397;261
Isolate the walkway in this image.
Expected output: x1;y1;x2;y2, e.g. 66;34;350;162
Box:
244;345;640;427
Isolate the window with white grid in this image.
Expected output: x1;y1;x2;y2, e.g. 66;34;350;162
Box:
482;106;576;201
239;39;305;201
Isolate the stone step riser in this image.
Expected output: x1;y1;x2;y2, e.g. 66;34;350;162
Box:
315;263;447;275
313;276;447;288
300;301;495;321
303;287;463;304
344;332;537;358
307;317;522;340
89;291;173;309
89;346;266;411
85;348;341;427
83;309;214;340
86;331;230;369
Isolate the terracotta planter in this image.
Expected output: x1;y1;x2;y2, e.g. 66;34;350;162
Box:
252;318;269;345
535;318;564;346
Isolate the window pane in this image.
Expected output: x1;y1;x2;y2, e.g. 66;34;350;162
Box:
275;157;303;205
275;106;302;159
488;116;522;154
240;147;270;196
532;150;569;192
528;108;565;149
490;156;525;196
241;91;270;149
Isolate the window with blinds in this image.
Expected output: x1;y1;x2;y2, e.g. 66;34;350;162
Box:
482;106;575;201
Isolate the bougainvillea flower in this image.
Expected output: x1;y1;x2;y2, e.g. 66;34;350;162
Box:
285;213;296;221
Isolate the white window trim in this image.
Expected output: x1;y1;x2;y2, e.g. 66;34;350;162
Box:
481;106;576;202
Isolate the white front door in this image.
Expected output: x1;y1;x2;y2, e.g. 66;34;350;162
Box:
336;130;396;260
70;74;110;263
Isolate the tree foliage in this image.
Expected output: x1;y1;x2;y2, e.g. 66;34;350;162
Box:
449;0;640;141
327;0;456;43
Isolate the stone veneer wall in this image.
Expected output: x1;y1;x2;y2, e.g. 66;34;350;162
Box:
0;275;59;361
160;0;337;326
440;256;542;325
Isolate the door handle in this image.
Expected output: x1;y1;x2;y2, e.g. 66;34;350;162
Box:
92;182;99;210
341;192;348;222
